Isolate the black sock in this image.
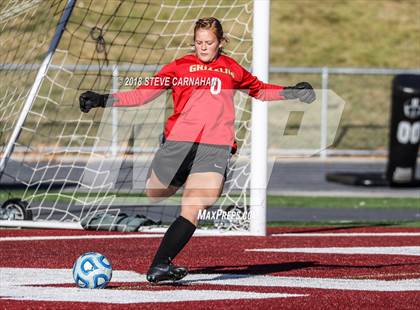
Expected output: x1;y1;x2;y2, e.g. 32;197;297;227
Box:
151;216;196;267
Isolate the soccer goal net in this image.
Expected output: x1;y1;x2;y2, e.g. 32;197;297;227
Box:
0;0;267;234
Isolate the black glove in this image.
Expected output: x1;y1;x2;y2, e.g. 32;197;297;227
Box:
79;91;114;113
281;82;316;104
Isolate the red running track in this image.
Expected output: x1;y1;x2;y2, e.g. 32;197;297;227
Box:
0;227;420;309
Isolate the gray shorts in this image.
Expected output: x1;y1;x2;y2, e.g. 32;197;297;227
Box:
149;141;231;187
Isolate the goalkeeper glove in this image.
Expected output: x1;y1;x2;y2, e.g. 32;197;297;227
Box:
281;82;316;104
79;91;115;113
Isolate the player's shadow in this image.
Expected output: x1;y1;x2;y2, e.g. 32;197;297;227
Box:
191;261;317;276
147;262;316;286
187;260;420;282
138;260;420;286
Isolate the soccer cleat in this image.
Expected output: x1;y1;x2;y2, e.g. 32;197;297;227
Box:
146;262;188;283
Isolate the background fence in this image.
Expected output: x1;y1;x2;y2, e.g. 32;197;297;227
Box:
269;66;420;157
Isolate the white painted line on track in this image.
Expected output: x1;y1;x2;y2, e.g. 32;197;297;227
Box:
0;286;300;304
0;229;252;242
186;274;420;291
2;232;420;242
246;246;420;256
0;234;164;242
272;232;420;237
0;268;305;303
2;268;420;294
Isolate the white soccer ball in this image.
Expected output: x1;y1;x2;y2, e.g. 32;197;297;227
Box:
72;252;112;289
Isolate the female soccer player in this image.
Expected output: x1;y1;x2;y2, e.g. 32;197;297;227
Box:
80;17;315;283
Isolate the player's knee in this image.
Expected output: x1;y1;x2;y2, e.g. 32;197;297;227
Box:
146;182;178;203
183;192;220;207
203;195;219;207
146;177;165;202
145;187;160;203
146;187;172;203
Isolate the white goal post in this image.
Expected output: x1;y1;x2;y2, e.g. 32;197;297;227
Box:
0;0;76;173
0;0;270;235
251;0;269;236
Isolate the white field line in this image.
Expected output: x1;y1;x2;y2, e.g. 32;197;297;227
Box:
0;286;302;303
2;231;420;242
0;228;251;242
272;232;420;237
246;246;420;256
0;234;164;242
2;268;420;292
0;268;304;303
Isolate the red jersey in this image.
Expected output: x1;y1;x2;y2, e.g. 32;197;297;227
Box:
113;54;285;146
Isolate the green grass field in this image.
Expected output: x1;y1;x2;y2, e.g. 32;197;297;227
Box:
267;196;420;209
2;189;418;208
270;0;419;68
267;220;420;228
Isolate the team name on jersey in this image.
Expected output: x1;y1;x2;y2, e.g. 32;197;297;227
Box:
189;64;235;78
